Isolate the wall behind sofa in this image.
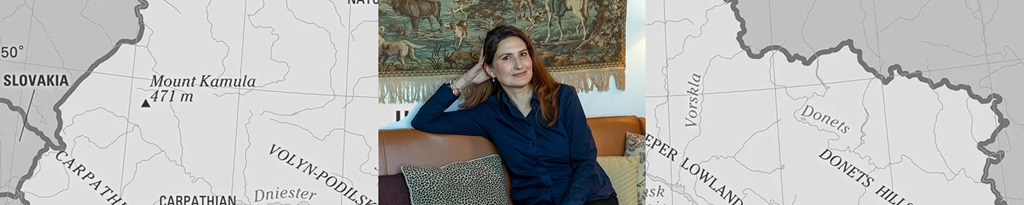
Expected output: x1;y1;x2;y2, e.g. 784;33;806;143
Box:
380;0;646;130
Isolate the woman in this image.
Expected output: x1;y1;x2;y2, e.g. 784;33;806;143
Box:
411;25;618;205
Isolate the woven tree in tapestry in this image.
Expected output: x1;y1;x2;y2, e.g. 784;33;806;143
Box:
379;0;628;103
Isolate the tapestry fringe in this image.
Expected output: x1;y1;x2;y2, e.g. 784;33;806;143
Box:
379;74;459;104
379;66;626;104
549;66;626;93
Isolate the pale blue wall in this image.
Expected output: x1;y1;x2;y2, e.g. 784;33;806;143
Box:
381;0;645;130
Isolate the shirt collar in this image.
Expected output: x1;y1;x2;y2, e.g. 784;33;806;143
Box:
500;89;540;120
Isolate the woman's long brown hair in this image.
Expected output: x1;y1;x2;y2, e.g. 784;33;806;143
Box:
460;25;562;127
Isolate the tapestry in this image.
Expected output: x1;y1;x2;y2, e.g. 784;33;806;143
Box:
378;0;628;103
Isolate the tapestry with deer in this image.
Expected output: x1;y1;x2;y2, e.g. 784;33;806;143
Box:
378;0;628;103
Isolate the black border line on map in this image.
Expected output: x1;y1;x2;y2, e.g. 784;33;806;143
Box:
725;0;1010;204
0;0;149;204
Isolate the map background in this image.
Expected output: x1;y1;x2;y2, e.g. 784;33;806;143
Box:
11;0;384;204
645;0;1014;204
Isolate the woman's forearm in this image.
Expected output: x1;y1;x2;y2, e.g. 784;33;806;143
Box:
410;84;485;136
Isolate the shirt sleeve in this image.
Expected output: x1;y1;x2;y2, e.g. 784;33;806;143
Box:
560;86;603;204
410;83;487;136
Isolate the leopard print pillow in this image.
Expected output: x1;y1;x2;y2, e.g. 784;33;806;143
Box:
401;154;510;205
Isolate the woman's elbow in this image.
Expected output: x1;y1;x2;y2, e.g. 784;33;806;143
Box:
411;113;437;131
410;116;426;130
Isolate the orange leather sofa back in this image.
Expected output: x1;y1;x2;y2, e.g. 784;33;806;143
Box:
379;115;645;175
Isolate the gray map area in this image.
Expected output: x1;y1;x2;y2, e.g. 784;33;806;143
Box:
732;0;1022;204
0;102;45;196
0;197;17;204
0;0;145;204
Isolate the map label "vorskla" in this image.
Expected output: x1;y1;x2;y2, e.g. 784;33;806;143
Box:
685;73;702;127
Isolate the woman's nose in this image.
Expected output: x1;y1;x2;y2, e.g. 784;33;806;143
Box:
514;56;526;70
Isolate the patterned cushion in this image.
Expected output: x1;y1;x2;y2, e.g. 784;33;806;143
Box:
400;154;510;205
624;132;647;205
378;173;411;205
597;156;640;205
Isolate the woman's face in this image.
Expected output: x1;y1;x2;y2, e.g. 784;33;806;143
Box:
487;37;533;89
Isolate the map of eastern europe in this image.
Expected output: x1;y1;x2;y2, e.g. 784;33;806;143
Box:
647;0;1021;205
1;0;382;204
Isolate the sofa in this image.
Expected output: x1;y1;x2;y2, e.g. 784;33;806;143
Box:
378;115;645;204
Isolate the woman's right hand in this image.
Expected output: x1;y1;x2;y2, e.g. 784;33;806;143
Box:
454;49;491;89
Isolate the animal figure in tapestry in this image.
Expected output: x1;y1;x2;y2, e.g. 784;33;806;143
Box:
544;0;588;42
379;27;425;67
392;0;443;32
514;0;534;18
567;0;588;40
446;20;469;50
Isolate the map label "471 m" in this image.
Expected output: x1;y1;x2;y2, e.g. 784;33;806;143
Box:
150;89;193;103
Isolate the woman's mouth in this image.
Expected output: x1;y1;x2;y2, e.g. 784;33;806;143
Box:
512;71;527;77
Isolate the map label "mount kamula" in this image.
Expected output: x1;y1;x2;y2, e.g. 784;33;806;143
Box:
150;74;256;88
144;75;259;105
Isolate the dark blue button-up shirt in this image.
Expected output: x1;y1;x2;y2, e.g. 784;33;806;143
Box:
411;83;616;205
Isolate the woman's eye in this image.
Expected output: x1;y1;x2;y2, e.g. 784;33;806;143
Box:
502;56;510;61
520;52;527;57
